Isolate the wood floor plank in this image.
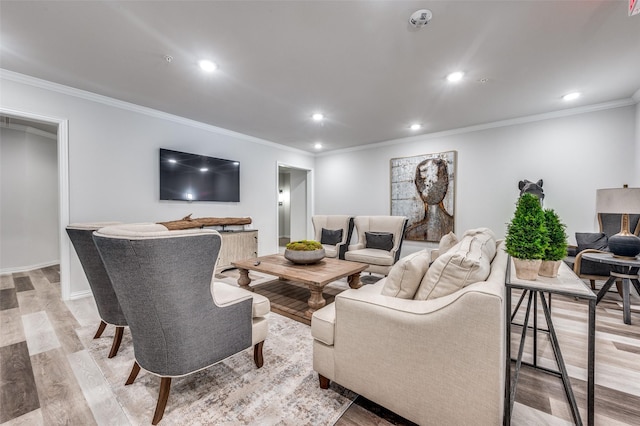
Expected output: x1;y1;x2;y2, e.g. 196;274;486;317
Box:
21;311;61;355
0;288;19;310
13;276;34;292
31;348;97;426
0;342;40;423
67;349;129;426
0;307;26;348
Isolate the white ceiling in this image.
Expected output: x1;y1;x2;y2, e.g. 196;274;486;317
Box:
2;1;639;153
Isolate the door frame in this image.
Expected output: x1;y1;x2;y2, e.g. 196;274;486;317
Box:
1;107;71;300
276;162;313;246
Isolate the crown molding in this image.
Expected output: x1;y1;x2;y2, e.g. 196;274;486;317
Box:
0;69;312;157
317;97;637;157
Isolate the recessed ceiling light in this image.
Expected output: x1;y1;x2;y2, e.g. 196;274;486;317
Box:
410;123;422;131
198;60;218;72
314;142;323;150
200;168;209;172
311;113;324;121
446;71;464;83
562;92;581;101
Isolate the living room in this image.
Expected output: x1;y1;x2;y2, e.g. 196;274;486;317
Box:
1;1;639;425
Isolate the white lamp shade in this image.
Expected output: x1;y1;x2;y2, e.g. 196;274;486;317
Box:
596;188;640;214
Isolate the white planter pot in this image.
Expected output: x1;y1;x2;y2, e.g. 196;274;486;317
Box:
539;260;561;278
284;248;326;265
513;258;542;281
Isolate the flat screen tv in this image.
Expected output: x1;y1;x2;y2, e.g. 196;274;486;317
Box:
159;148;240;202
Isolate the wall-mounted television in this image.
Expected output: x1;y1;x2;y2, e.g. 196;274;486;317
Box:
159;148;240;202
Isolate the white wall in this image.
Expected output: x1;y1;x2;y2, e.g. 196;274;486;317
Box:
1;126;59;271
1;74;314;297
315;105;637;255
636;101;640;185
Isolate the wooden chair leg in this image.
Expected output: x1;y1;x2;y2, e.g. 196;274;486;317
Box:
125;361;141;385
108;326;125;358
253;341;264;368
589;280;596;291
616;279;624;298
152;378;171;425
319;374;330;389
94;320;107;339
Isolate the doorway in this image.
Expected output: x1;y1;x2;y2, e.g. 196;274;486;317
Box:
0;107;70;299
277;164;312;251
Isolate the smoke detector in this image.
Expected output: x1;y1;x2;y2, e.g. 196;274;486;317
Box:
409;9;432;28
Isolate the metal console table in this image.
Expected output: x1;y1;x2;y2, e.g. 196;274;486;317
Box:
504;257;596;426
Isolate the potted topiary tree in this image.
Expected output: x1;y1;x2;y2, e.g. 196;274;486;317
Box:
505;193;548;280
284;239;325;264
539;208;568;278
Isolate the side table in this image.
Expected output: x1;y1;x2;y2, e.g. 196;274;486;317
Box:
504;257;596;426
581;252;640;325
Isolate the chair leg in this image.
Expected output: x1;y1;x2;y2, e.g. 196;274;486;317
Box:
152;378;172;425
108;326;125;358
616;279;624;298
589;280;596;291
319;374;330;389
94;320;107;339
253;341;264;368
125;361;141;385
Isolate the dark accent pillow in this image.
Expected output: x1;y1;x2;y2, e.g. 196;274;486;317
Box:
365;232;394;251
576;232;608;253
321;228;343;245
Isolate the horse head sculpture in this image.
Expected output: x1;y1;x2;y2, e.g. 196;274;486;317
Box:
518;179;544;205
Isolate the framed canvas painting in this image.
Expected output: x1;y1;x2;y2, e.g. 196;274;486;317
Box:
390;151;456;242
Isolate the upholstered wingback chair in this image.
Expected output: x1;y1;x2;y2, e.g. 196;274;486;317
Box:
312;215;354;259
344;216;408;276
66;222;127;358
93;223;269;425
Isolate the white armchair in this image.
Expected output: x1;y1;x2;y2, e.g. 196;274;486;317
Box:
344;215;407;275
312;215;354;259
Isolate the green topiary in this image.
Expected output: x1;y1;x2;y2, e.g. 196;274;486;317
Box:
286;240;323;251
505;193;548;260
543;208;568;261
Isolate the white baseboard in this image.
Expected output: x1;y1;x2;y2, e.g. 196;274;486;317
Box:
69;289;93;300
0;260;60;275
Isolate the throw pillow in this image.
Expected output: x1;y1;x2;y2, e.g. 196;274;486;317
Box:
576;232;608;253
461;227;497;261
321;228;343;246
438;232;459;255
365;232;394;251
381;250;431;299
413;235;491;300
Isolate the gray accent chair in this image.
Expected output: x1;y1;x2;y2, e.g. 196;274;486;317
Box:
312;215;354;259
93;223;269;425
569;213;640;292
344;216;408;276
66;222;127;358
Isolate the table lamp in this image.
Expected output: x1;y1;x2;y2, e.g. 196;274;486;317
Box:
596;187;640;258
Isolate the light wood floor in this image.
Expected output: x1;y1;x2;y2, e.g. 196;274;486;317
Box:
1;266;639;425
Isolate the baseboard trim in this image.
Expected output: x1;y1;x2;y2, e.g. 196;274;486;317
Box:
0;260;59;275
69;289;93;300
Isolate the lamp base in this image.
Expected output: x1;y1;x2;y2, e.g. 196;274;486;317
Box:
608;233;640;259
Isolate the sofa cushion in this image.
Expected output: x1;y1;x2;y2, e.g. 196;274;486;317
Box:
321;228;343;245
414;235;492;300
381;250;431;299
365;232;394;251
211;282;270;318
345;248;395;266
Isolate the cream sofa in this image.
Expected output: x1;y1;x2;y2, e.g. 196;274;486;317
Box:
312;229;507;425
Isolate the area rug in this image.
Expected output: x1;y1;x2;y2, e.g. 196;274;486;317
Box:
77;312;356;425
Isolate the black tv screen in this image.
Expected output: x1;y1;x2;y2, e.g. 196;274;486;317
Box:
160;148;240;202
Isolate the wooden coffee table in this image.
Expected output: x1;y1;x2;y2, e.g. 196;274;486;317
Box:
232;254;368;319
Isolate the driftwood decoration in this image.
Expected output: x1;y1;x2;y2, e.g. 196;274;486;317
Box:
158;214;252;230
